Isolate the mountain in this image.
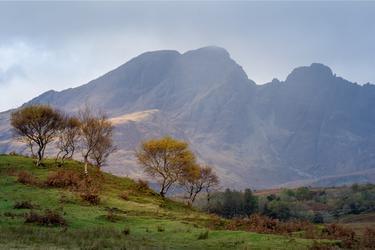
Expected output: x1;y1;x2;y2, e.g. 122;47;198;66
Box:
1;46;375;188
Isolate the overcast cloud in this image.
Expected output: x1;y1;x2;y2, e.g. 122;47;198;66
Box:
0;1;374;111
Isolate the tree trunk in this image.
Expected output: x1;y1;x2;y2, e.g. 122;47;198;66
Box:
28;141;35;158
84;154;89;175
159;179;166;197
191;192;198;204
36;145;44;166
206;191;211;213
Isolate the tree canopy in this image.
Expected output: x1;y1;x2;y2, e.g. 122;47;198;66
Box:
11;105;64;166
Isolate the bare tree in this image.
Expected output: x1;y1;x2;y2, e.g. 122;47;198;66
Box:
56;116;81;166
90;134;116;168
10;105;63;166
180;164;219;206
136;136;196;197
79;107;114;174
203;166;219;212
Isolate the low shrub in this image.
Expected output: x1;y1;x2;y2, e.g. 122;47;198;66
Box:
14;201;34;209
105;209;118;222
157;225;165;232
45;170;81;189
123;227;130;235
58;193;76;204
361;227;375;248
197;230;209;240
45;170;102;205
136;179;149;192
224;214;313;235
78;177;101;205
119;192;129;201
309;241;337;250
24;210;67;227
321;224;356;248
4;212;17;218
17;171;37;185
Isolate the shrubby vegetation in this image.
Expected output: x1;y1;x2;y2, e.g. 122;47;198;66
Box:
204;184;375;223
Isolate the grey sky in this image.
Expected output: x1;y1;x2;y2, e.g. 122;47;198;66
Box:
0;1;374;111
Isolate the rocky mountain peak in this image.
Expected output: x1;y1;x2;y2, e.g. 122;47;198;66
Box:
286;63;334;84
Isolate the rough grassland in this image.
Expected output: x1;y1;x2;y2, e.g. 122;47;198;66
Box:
0;155;324;249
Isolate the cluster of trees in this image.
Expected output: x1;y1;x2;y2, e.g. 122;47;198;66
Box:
208;188;258;218
11;105;115;172
203;184;375;222
10;105;219;203
136;136;219;204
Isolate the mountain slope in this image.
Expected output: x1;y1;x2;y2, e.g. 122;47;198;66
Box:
1;46;375;188
0;155;321;249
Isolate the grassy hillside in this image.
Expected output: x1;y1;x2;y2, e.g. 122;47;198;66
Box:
0;155;335;249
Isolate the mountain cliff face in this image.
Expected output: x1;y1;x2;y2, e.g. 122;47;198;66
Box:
1;46;375;188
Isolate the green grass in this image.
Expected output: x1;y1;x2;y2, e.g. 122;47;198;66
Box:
0;155;330;249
